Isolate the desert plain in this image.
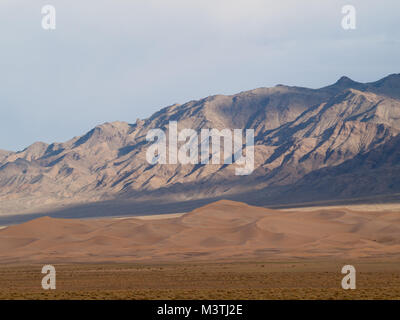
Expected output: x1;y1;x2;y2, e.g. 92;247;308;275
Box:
0;200;399;299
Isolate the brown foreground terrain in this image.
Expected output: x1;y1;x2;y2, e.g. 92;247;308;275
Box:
0;200;400;299
0;261;400;300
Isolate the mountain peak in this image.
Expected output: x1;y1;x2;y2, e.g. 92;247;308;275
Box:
335;76;356;85
1;74;400;218
321;76;364;95
95;121;130;130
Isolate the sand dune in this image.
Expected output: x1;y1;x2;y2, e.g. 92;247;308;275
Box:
0;200;399;263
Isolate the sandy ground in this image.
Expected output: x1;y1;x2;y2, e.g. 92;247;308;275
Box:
1;261;399;300
1;200;400;300
282;203;400;212
0;200;400;264
117;213;185;220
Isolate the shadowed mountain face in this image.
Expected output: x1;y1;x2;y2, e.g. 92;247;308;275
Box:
276;133;400;203
1;74;400;216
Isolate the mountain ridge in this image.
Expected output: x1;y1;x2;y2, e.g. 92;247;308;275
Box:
1;74;400;217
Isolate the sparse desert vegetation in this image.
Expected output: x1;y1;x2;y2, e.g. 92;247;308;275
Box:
1;201;400;300
0;260;399;300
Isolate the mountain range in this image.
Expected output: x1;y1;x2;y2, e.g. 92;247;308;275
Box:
1;74;400;219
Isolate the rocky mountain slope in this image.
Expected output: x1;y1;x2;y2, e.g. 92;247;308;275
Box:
276;133;400;203
1;74;400;216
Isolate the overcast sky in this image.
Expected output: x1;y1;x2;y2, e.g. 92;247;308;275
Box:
0;0;399;151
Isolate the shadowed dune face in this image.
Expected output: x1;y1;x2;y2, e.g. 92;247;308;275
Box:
0;200;400;264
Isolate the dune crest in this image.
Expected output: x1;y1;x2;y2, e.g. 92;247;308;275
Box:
0;200;400;263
